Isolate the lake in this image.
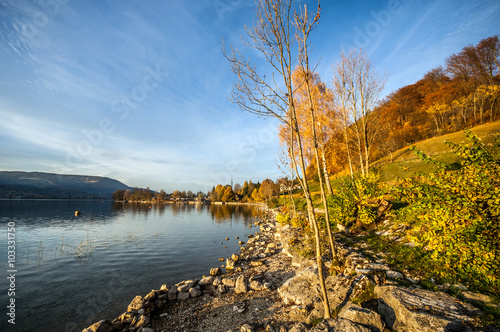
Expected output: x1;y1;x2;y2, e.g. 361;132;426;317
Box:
0;200;262;332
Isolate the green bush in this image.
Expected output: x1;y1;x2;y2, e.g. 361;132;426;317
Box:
327;173;383;228
397;131;500;295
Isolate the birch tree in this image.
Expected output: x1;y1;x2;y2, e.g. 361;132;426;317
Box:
223;0;331;317
332;49;386;175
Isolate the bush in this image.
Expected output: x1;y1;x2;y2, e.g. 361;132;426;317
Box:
397;131;500;295
327;173;383;228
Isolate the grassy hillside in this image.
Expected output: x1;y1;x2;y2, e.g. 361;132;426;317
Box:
372;121;500;181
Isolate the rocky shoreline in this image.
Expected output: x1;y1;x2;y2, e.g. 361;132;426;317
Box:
83;208;499;332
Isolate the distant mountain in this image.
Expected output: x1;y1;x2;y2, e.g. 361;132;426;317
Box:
0;171;132;199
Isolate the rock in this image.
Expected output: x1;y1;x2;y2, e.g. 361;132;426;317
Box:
131;314;150;329
118;312;134;324
82;319;113;332
127;295;144;313
452;283;468;291
233;305;245;314
355;268;373;274
386;270;404;279
218;284;226;293
213;277;222;286
249;280;264;291
462;291;499;308
160;284;169;292
338;302;385;332
235;274;248;294
189;287;202;298
279;267;319;306
222;278;236;287
142;328;154;332
177;280;196;292
375;285;480;332
138;308;145;315
288;322;309;332
251;261;264;267
241;323;254;332
143;290;157;302
177;291;190;300
226;257;236;270
199;275;215;286
210;268;222;276
232;253;240;261
239;241;246;245
309;318;371;332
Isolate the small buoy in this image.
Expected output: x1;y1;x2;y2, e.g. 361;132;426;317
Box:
75;211;81;216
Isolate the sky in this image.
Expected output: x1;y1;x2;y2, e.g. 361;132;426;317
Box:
0;0;499;193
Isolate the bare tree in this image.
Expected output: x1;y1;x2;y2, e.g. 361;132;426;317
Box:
294;8;339;264
332;49;386;175
223;0;331;318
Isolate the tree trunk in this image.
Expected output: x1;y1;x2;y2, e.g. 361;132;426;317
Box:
320;147;333;196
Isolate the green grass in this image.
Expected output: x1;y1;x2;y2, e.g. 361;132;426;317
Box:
372;121;500;181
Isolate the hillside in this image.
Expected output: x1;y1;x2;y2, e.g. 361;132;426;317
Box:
371;121;500;181
0;171;131;199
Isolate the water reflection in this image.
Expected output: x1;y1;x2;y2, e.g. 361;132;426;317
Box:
109;202;263;223
0;200;262;332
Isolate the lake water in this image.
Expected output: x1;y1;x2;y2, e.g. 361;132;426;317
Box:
0;200;262;332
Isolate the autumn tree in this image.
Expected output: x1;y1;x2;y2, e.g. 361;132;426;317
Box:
332;49;386;175
223;0;331;317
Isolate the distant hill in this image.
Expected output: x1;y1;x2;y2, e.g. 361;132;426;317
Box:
0;171;132;199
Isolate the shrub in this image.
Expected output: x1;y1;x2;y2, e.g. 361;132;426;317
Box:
397;131;500;295
327;173;383;228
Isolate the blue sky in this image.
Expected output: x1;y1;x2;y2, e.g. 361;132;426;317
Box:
0;0;499;193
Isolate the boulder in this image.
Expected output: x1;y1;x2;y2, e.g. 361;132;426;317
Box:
210;268;222;276
218;284;226;293
118;312;133;324
144;290;157;302
249;280;264;291
309;318;371;332
338;302;385;332
213;277;222;286
235;274;248;294
177;291;190;300
232;253;240;262
279;267;319;306
131;314;150;329
241;323;254;332
127;295;144;314
288;322;309;332
375;285;480;332
226;257;236;270
461;291;500;309
222;278;236;287
386;270;404;279
177;280;196;292
82;319;113;332
160;284;169;292
189;287;202;298
199;276;215;286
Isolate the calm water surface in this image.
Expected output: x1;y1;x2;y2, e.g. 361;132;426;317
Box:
0;200;262;332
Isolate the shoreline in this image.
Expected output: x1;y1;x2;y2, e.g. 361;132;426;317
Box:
82;207;496;332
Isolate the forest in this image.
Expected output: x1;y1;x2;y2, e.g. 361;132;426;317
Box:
285;35;500;180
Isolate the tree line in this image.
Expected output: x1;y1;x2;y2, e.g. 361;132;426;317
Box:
111;178;292;203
